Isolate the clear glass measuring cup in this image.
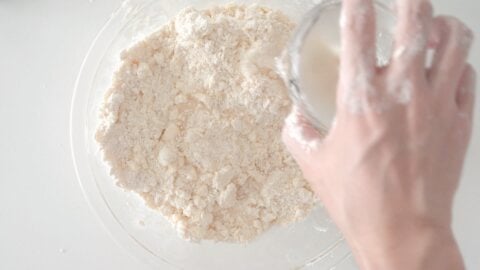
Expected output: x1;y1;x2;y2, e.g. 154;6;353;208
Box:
279;0;396;133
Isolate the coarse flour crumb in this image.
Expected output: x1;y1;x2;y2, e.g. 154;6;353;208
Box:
96;4;315;243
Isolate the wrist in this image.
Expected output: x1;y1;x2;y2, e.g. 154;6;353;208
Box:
349;227;464;270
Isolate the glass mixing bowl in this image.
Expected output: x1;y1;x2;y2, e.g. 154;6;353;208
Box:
70;0;358;269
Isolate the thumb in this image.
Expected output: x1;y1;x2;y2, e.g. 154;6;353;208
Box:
282;106;325;168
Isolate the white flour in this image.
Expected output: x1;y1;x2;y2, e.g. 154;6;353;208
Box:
96;4;316;243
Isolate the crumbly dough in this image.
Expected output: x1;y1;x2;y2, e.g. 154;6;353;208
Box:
96;4;315;243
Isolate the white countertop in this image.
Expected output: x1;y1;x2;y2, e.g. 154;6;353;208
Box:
0;1;478;269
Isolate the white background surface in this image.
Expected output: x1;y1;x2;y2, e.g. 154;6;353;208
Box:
0;0;478;269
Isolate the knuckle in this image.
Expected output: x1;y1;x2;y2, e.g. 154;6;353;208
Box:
470;66;477;82
414;1;433;19
465;64;476;78
401;0;433;21
437;16;469;35
435;16;473;48
421;1;434;16
434;15;456;31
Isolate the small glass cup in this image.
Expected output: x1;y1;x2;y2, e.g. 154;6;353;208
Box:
279;0;396;133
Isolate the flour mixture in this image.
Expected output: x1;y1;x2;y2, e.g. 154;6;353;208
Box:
96;4;315;243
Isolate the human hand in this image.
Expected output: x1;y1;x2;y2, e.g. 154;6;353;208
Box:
282;0;475;269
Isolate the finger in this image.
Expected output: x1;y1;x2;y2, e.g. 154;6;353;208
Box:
429;16;474;92
391;0;433;74
282;106;323;168
456;64;476;117
339;0;377;83
428;27;441;49
453;65;476;148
